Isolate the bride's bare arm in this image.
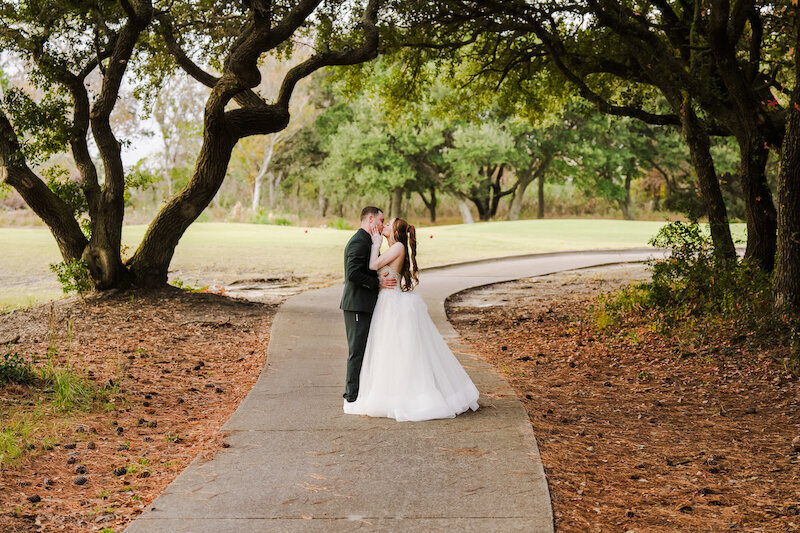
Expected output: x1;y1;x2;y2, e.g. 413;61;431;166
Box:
369;241;404;271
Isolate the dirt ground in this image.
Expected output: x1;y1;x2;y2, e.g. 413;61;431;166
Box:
447;264;800;532
0;288;279;532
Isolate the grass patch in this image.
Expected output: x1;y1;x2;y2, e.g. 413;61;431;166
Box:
1;220;749;306
0;409;69;468
0;310;127;467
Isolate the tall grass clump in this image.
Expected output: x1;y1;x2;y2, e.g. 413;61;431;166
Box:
40;308;93;411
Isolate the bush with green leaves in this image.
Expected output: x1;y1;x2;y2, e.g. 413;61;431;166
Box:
328;217;354;230
592;221;799;370
0;351;35;385
250;209;294;226
595;221;770;327
644;221;771;318
49;258;92;295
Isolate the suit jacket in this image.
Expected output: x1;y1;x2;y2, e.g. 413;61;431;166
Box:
340;228;379;313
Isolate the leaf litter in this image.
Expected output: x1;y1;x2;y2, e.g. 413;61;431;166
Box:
0;288;279;532
447;264;800;532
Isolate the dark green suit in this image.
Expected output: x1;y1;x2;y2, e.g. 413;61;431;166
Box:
340;228;379;402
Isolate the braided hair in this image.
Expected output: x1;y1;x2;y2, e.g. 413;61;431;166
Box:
392;218;419;291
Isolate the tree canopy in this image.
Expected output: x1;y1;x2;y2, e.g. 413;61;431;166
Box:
0;0;381;288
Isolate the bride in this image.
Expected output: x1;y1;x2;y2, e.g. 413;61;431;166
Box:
343;218;480;422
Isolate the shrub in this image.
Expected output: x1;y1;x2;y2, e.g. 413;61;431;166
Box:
50;258;92;295
0;351;35;385
250;209;293;226
328;217;354;230
644;221;771;319
593;220;798;370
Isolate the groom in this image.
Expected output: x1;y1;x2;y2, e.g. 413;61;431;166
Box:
341;206;396;402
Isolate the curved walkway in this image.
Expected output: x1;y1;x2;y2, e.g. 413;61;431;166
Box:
125;248;661;532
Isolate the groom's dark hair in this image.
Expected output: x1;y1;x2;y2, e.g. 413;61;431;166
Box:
360;206;383;220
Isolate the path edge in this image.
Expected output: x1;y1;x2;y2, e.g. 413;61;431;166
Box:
421;247;663;272
440;255;669;532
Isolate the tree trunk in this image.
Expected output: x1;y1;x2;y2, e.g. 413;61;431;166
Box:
252;171;263;212
418;187;437;222
253;133;279;212
163;150;174;199
457;197;475;224
736;133;777;271
83;2;152;290
775;21;800;311
618;175;635;220
319;181;328;217
538;173;545;219
0;164;88;263
707;4;777;271
489;164;514;218
128;128;237;287
268;171;282;208
679;101;737;260
510;156;552;221
652;185;661;211
469;195;490;221
508;172;533;221
390;186;403;219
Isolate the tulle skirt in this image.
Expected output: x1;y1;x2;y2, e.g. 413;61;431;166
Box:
343;288;480;422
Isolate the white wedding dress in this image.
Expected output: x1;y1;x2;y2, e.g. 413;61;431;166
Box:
343;265;480;422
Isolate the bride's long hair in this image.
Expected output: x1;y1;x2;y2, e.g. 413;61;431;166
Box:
392;218;419;291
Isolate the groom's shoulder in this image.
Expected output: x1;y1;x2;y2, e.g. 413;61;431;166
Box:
347;229;367;245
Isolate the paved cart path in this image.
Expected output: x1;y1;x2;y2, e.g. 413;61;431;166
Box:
126;249;660;532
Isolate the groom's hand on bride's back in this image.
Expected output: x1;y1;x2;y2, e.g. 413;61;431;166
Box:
379;272;397;289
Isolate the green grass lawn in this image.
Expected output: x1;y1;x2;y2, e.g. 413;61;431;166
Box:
0;219;747;308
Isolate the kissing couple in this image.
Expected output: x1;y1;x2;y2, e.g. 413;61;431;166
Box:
340;206;479;422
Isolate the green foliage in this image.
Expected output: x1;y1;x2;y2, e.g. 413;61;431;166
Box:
591;285;651;331
595;222;772;329
250;210;293;226
172;279;208;292
39;314;123;411
124;162;161;206
0;408;68;468
2;88;71;164
44;166;87;215
0;351;35;385
593;220;798;371
643;222;771;317
43;166;92;238
49;259;92;295
327;217;354;230
41;319;90;412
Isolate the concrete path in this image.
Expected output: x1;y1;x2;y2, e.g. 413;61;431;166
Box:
126;248;661;532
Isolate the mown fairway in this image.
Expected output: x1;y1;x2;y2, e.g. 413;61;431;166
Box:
0;220;747;308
